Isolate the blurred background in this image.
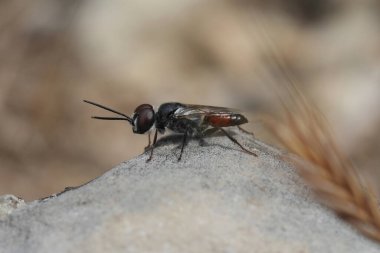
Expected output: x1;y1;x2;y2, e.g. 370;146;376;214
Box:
1;0;380;201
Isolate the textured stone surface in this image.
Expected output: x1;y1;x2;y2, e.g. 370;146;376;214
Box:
0;195;25;220
0;129;379;253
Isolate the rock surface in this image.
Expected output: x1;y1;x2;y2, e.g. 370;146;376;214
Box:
0;195;25;220
0;129;379;253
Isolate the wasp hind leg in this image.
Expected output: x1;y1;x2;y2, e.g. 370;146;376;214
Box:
197;127;219;147
237;125;255;137
202;127;220;136
218;128;258;157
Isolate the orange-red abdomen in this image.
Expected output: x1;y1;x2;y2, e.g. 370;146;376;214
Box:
205;114;248;127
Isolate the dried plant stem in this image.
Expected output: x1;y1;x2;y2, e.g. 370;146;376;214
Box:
268;98;380;242
251;15;380;242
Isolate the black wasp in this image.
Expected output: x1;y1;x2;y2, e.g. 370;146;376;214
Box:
84;100;257;161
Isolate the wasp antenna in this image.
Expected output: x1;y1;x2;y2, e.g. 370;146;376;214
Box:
92;116;130;121
83;100;133;123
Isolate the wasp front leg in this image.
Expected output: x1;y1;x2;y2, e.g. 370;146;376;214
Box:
146;129;158;162
144;132;151;151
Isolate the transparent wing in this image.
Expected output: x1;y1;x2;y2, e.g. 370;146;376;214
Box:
173;104;240;119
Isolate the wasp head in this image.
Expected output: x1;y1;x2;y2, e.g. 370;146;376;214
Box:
84;100;154;134
132;104;155;134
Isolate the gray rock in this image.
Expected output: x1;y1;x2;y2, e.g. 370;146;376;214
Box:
0;195;25;220
0;129;379;253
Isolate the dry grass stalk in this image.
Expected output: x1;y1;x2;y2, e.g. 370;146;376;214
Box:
250;14;380;242
267;88;380;242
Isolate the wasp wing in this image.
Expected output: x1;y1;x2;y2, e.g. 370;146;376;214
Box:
174;104;240;118
173;104;247;128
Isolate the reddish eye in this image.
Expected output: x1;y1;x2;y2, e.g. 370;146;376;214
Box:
133;104;155;134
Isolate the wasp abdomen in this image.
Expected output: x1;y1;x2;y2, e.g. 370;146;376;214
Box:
205;114;248;127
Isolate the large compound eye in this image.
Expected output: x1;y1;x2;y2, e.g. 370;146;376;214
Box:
132;104;155;134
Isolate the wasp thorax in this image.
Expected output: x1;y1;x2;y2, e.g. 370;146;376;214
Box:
132;104;155;134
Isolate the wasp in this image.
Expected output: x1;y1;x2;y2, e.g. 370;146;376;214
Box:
84;100;257;161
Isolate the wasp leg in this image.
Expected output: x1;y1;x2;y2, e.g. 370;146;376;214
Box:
198;137;207;147
147;129;158;162
144;132;152;151
202;127;220;136
237;125;255;137
197;127;219;146
218;128;258;157
178;132;188;161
